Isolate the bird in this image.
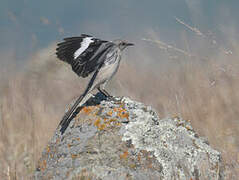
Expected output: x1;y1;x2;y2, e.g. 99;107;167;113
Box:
56;34;134;133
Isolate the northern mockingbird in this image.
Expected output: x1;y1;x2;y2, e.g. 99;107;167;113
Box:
56;34;134;133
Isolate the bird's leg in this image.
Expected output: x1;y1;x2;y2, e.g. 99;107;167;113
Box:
97;87;111;98
97;87;122;102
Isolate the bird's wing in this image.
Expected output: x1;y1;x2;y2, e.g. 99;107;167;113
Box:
56;34;114;77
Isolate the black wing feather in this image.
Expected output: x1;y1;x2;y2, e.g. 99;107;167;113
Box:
56;34;114;78
56;36;86;64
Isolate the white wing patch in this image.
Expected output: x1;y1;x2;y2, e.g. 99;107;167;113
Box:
74;37;94;59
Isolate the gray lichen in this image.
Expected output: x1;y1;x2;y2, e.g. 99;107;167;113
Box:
121;97;221;179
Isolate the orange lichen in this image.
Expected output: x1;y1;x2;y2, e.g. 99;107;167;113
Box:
119;111;129;119
82;106;94;115
111;107;129;119
137;153;141;162
107;110;113;116
94;118;101;127
185;125;192;131
147;161;153;169
71;137;81;142
68;144;73;148
71;154;78;159
99;124;106;130
93;118;106;130
93;115;122;130
120;150;129;160
119;108;125;113
39;159;47;171
115;122;121;126
109;118;117;123
46;145;51;153
103;118;107;122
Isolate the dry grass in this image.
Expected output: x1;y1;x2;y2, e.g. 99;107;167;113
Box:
0;35;239;179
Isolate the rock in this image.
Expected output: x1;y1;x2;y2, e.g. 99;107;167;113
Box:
35;94;223;180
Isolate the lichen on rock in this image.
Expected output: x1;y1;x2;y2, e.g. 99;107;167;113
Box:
35;94;223;180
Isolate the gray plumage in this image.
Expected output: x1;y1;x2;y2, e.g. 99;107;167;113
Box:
56;34;134;133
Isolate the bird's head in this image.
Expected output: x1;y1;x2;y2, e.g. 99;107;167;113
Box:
113;39;134;51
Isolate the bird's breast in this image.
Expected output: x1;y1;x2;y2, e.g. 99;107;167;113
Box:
99;56;121;81
90;48;121;89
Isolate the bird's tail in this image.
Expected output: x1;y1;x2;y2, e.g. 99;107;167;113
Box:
59;69;100;134
59;94;84;132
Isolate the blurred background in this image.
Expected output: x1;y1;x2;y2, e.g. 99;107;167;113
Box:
0;0;239;179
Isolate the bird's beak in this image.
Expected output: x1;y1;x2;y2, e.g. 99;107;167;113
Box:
126;42;134;46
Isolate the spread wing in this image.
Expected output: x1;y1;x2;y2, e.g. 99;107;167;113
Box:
56;34;114;78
